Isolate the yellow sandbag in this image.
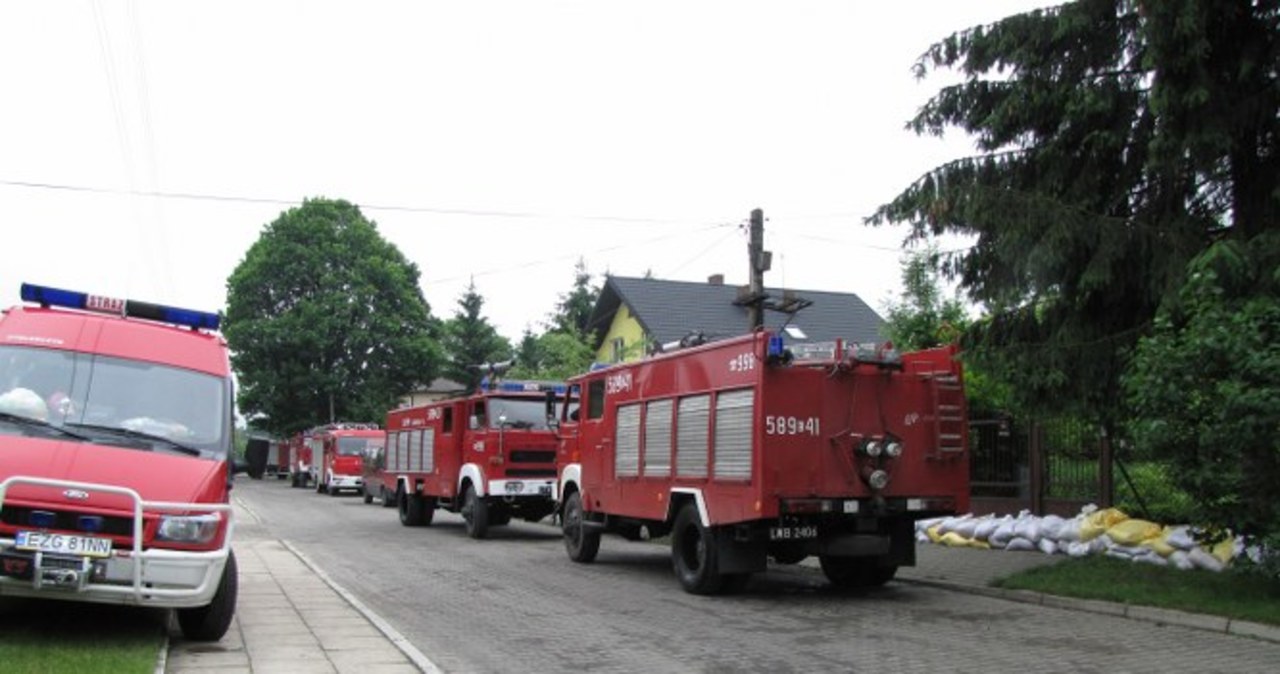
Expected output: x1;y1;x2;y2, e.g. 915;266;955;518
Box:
927;525;943;543
939;532;971;547
1107;519;1162;546
1141;530;1176;557
967;538;991;550
1080;507;1129;541
1210;537;1235;564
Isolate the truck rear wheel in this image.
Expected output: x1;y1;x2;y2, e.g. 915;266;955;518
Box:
362;487;373;504
819;556;898;589
461;484;489;539
176;550;238;642
562;490;600;563
398;487;433;526
380;486;396;508
672;503;724;594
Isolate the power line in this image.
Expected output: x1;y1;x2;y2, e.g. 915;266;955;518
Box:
0;178;723;227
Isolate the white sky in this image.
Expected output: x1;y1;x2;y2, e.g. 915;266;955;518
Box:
1;1;1052;341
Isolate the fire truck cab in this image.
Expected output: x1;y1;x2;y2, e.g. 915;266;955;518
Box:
286;432;310;488
308;423;383;496
0;283;240;640
557;330;968;594
384;380;562;539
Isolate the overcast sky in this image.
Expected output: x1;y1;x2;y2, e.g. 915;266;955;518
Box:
1;1;1052;341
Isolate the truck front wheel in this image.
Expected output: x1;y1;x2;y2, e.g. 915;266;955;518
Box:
461;484;489;539
819;556;898;589
672;503;724;594
562;490;600;563
176;550;238;642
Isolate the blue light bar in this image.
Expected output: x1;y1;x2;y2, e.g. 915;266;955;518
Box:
481;379;566;394
20;283;221;331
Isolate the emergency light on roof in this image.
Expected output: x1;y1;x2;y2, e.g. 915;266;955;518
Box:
480;379;566;394
20;283;221;331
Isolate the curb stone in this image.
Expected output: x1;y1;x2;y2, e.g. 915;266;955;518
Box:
896;576;1280;645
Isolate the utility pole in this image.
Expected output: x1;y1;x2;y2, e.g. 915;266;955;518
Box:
746;208;771;331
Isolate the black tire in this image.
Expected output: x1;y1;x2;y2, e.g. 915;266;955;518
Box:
327;482;340;497
562;490;600;563
398;487;432;526
362;487;373;504
380;486;396;508
490;510;512;527
461;484;489;539
315;472;325;494
671;503;724;594
819;556;898;589
176;550;238;642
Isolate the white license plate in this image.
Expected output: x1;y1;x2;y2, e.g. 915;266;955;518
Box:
15;531;113;558
769;525;819;541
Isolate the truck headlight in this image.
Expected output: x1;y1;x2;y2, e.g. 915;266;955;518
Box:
867;469;890;490
156;513;222;544
884;441;903;458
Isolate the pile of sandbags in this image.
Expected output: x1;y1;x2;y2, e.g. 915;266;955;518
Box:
915;505;1239;572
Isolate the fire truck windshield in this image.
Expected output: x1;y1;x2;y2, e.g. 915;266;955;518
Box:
337;436;382;456
0;345;230;457
487;397;558;430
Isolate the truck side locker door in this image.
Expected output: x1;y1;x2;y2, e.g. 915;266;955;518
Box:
580;376;608;498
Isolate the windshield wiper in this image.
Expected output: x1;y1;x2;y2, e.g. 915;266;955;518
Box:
0;411;94;441
66;423;202;456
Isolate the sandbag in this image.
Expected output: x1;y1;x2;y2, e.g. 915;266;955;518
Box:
989;520;1017;547
939;532;972;547
1165;526;1198;550
973;515;1006;542
926;524;943;543
1005;537;1036;552
1169;550;1195;571
1080;507;1129;541
1106;519;1162;546
1037;538;1058;555
1013;517;1043;543
1142;531;1177;558
1055;515;1084;543
1188;546;1225;572
1039;514;1065;541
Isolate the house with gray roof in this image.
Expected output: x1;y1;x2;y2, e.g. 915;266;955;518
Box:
586;274;885;363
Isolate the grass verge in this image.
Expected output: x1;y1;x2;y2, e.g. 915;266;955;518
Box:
992;555;1280;626
0;598;166;674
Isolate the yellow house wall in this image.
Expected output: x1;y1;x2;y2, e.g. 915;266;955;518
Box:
596;304;647;363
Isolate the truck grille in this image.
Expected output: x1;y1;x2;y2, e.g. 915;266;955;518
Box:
1;506;135;537
505;468;557;478
509;450;555;464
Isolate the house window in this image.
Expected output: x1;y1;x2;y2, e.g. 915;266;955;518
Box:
610;337;625;363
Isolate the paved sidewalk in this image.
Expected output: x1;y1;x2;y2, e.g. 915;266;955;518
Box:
163;501;434;674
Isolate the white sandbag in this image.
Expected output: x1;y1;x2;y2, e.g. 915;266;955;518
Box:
1165;526;1198;550
915;516;946;533
1039;514;1065;540
1187;546;1225;572
973;515;1006;542
1055;515;1084;543
1169;550;1195;571
1013;517;1043;543
937;514;972;535
1037;538;1058;555
1005;537;1036;552
990;520;1017;547
950;516;980;539
1133;551;1169;566
1065;540;1093;558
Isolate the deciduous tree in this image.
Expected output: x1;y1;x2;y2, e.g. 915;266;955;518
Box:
225;198;440;436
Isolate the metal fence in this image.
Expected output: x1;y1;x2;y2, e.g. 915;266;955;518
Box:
968;417;1196;521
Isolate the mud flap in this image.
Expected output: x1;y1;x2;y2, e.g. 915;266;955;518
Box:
715;531;767;575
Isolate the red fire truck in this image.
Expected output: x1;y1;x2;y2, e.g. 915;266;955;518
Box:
384;380;562;538
0;283;240;640
307;423;383;496
556;330;968;594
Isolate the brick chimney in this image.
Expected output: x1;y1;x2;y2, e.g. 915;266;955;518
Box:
707;274;724;286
